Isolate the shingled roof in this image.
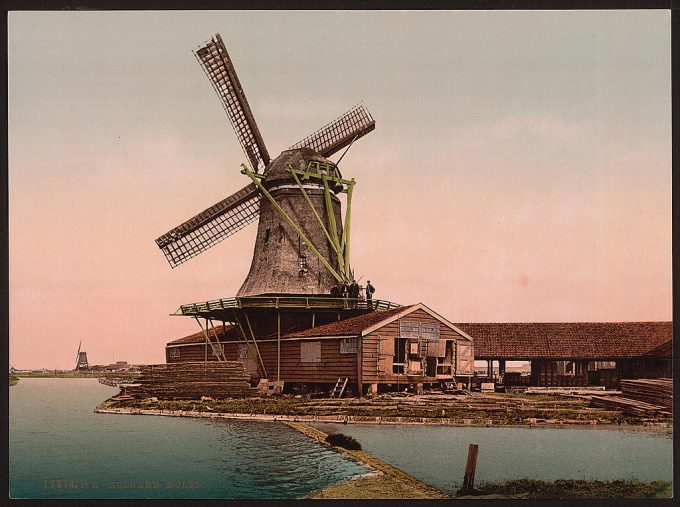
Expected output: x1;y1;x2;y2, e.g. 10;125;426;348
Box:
282;306;411;338
167;324;237;345
455;322;672;360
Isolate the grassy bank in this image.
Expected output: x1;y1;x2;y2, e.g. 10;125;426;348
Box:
98;392;669;426
9;374;19;386
460;479;672;499
290;421;671;500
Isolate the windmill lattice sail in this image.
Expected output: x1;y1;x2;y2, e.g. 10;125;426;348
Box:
289;104;375;158
156;183;261;268
195;34;271;173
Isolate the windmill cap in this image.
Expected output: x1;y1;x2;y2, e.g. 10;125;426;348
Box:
264;148;343;192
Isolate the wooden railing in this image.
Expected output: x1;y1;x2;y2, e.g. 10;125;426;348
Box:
175;295;400;316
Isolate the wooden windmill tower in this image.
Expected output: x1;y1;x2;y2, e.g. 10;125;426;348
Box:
155;34;375;296
156;34;400;382
74;341;89;371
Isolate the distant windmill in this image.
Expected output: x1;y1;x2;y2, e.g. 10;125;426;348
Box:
74;341;89;371
155;34;375;296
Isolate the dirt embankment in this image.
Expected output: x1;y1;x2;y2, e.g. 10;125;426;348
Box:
285;422;447;499
97;392;672;427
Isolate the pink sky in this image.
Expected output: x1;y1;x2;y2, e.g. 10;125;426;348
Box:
8;11;671;369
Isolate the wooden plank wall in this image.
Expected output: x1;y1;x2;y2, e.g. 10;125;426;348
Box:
167;338;357;384
361;308;470;384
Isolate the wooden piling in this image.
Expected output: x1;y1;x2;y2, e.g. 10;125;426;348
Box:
461;443;479;493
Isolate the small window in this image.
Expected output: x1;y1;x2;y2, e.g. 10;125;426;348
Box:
169;348;180;359
264;228;270;243
300;341;321;362
238;344;249;359
340;338;358;354
298;255;308;276
212;343;224;357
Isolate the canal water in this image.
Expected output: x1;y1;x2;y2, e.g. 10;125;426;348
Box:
313;422;673;494
9;378;367;499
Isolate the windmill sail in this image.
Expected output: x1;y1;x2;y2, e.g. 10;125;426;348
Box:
195;34;271;173
74;341;81;370
156;183;261;267
289;104;375;158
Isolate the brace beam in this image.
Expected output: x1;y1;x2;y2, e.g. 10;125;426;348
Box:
322;175;345;276
341;180;355;276
194;317;226;362
233;314;264;378
290;171;339;256
244;312;268;379
242;164;346;283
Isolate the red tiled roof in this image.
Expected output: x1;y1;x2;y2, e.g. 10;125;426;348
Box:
644;339;672;358
283;306;412;338
167;324;237;345
455;322;672;360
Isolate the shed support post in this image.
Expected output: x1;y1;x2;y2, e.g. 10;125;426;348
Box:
277;311;281;382
357;336;363;397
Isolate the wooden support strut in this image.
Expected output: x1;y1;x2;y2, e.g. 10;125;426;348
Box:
233;314;263;377
321;174;345;276
244;312;267;379
241;164;345;283
207;319;228;362
290;170;339;257
340;180;354;278
277;311;281;382
194;317;226;362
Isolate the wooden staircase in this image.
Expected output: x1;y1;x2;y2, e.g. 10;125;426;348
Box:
330;377;349;398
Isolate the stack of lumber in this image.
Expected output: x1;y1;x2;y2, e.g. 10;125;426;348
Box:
620;379;672;411
590;378;672;418
124;362;257;399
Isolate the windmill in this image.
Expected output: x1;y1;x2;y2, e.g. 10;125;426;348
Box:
156;34;399;382
155;34;375;296
74;341;89;371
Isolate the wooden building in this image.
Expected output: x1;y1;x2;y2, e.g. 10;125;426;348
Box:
455;322;672;388
166;303;474;395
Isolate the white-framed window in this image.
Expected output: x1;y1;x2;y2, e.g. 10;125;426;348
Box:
169;348;180;359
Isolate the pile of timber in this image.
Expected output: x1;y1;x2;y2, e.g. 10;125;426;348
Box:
590;379;672;418
620;379;672;411
124;362;257;400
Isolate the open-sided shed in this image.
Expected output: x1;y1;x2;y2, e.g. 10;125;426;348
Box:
455;322;672;387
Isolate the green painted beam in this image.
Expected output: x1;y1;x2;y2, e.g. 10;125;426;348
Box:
341;180;355;278
290;171;339;256
241;164;345;283
322;175;345;276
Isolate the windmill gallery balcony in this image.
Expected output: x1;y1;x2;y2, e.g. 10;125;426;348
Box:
174;295;401;319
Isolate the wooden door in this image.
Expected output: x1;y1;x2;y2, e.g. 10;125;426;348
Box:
377;336;393;375
456;342;474;375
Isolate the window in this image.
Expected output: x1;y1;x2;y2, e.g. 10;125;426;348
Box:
300;341;321;362
212;344;224;358
393;338;407;374
238;344;249;359
394;338;407;363
169;348;180;359
298;255;308;276
340;338;358;354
